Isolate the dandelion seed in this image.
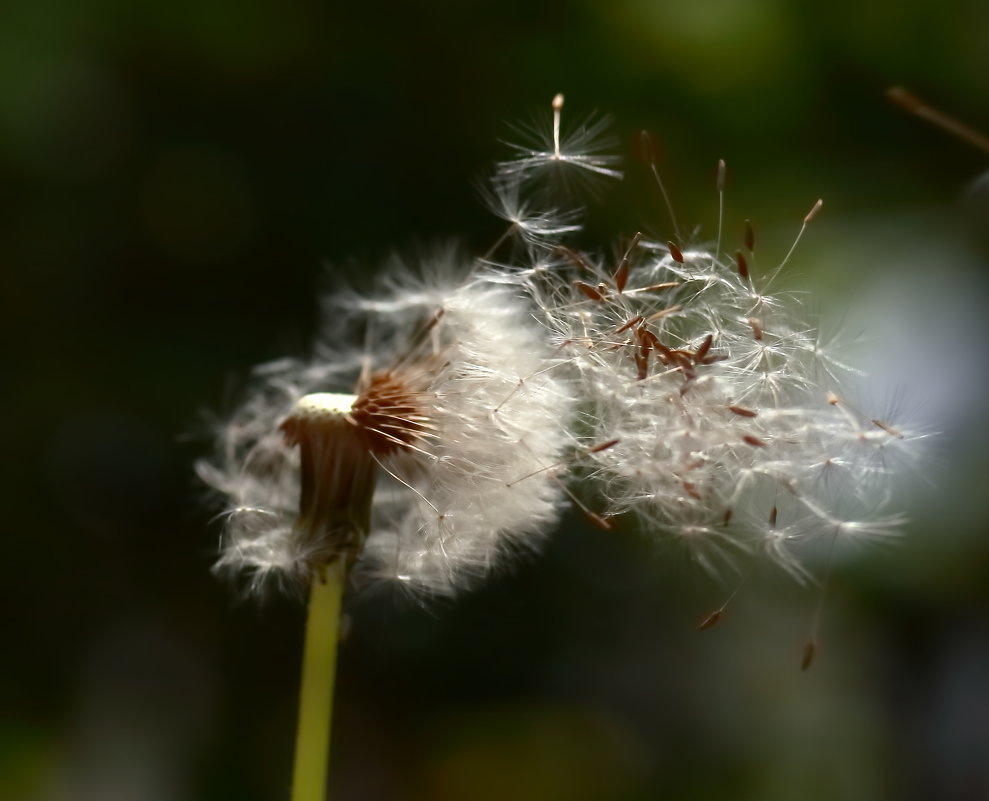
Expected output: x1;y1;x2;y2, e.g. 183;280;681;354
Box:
735;250;749;280
801;640;817;671
778;199;823;272
481;176;583;253
744;218;756;252
641;129;683;242
574;280;607;302
498;93;623;184
887;86;989;155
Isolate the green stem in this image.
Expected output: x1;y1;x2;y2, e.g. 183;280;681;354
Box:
291;561;345;801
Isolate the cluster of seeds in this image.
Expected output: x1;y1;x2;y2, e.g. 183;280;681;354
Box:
198;94;920;607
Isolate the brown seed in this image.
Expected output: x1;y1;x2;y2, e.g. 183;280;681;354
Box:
744;218;755;251
698;609;723;630
668;240;684;263
640;328;663;351
614;315;644;334
614;262;629;294
634;349;650;381
804;198;824;224
614;232;642;293
887;86;989;155
742;434;767;447
574;280;605;301
426;309;445;330
694;334;713;363
728;405;758;418
670;350;693;369
587;511;613;530
735;249;749;279
637;332;651;359
801;640;816;671
887;85;923;114
639;130;659;166
871;419;905;439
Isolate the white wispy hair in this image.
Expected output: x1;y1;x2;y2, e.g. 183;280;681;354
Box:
526;236;923;578
480;175;583;250
498;93;623;185
198;253;573;596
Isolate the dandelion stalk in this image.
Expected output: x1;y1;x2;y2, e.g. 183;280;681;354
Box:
281;393;378;801
292;560;344;801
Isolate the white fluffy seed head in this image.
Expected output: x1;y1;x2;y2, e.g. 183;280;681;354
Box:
198;257;574;597
529;236;925;577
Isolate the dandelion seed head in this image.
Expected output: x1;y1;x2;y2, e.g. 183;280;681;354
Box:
531;224;925;575
199;259;574;597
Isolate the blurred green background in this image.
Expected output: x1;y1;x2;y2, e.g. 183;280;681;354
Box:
5;1;989;799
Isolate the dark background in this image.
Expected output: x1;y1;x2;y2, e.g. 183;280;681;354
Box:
5;1;989;799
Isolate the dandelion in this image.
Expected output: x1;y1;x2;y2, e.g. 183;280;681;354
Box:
199;254;572;800
199;257;573;598
201;93;923;798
